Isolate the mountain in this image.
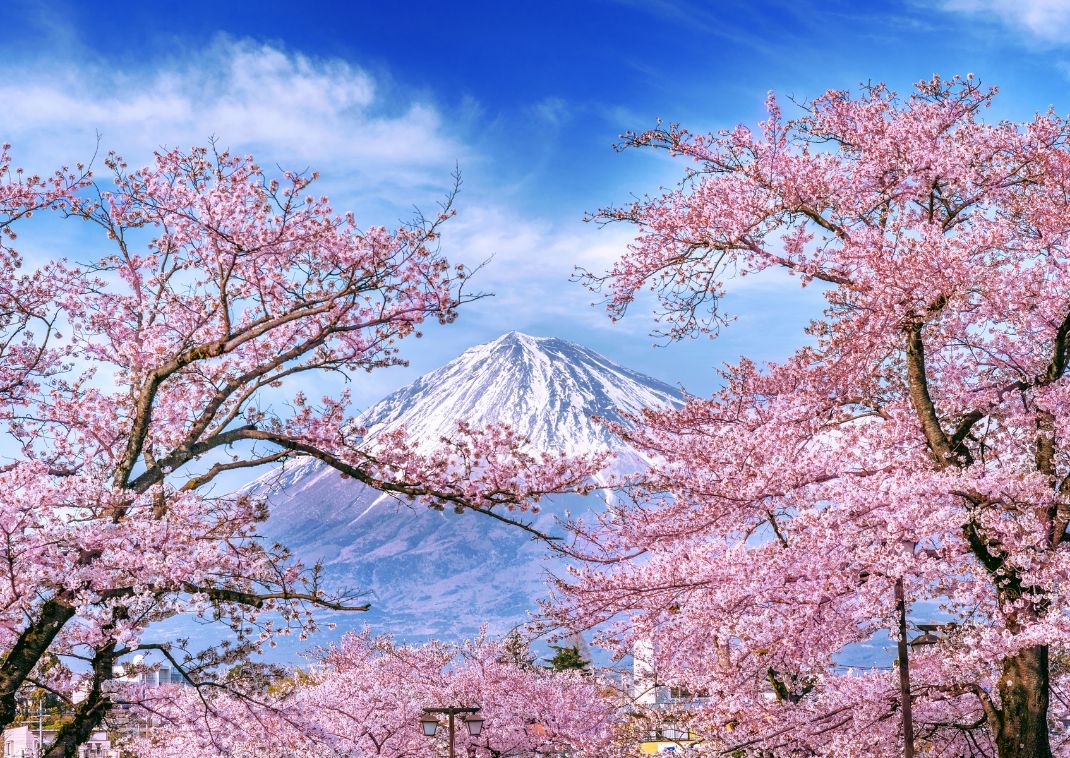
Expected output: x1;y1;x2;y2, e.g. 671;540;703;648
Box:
247;331;681;643
355;331;680;460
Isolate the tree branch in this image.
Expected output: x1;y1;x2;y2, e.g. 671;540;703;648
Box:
179;583;369;612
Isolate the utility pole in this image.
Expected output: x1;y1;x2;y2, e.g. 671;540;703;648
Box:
895;577;914;758
36;691;43;758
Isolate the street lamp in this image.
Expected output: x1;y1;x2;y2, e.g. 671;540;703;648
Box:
463;713;484;737
909;623;949;648
419;706;484;757
420;715;440;737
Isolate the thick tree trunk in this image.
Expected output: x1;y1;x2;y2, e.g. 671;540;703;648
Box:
0;598;75;730
995;645;1051;758
42;643;115;758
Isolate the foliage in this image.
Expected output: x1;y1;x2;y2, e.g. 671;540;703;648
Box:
128;631;624;757
561;75;1070;757
546;645;590;675
0;144;606;755
501;629;537;670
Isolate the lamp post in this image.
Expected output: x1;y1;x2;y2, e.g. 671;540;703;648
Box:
419;706;484;758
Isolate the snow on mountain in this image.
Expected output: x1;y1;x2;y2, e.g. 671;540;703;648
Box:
248;331;681;643
357;330;681;456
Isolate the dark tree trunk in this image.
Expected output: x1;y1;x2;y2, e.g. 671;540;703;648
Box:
42;643;115;758
0;598;75;730
995;644;1051;758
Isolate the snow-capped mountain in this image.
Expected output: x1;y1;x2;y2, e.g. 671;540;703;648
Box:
249;331;681;642
357;330;681;456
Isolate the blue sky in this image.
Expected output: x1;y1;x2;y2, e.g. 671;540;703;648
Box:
4;0;1070;404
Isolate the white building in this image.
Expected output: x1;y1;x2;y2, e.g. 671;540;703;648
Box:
631;638;704;753
2;726;116;758
112;654;182;688
632;637;659;705
71;654;184;706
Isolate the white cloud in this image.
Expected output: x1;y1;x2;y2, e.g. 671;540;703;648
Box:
0;36;643;337
943;0;1070;43
0;33;786;377
530;96;570;127
442;204;636;327
0;36;465;200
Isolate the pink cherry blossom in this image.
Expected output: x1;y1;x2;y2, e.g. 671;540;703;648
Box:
127;631;624;757
562;76;1070;757
0;145;606;756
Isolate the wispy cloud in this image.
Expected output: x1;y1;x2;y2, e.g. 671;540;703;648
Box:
942;0;1070;44
0;26;806;395
444;204;635;327
0;34;654;341
0;35;466;201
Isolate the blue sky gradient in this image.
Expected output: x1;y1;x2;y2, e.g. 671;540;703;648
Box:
3;0;1070;403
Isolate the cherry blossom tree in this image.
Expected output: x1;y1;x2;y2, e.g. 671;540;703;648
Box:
0;144;604;756
559;76;1070;757
129;631;624;757
0;144;86;406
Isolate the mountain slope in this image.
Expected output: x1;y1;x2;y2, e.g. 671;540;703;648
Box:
357;331;681;456
249;332;681;641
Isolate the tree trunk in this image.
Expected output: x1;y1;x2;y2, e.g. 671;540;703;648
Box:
42;643;115;758
995;644;1051;758
0;598;75;729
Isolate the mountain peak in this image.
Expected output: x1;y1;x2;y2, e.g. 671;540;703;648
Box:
478;330;575;353
358;331;681;456
244;332;681;643
492;329;540;342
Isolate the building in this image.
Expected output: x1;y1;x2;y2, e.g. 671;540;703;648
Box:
112;655;183;688
632;638;704;754
21;655;184;757
2;726;116;758
71;654;185;706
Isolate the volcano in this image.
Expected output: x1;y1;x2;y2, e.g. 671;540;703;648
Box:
247;332;681;640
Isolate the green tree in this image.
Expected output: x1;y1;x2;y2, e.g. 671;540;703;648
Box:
546;645;589;674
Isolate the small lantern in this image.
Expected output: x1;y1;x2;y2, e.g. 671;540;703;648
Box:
420;715;439;737
910;623;945;648
464;714;484;737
